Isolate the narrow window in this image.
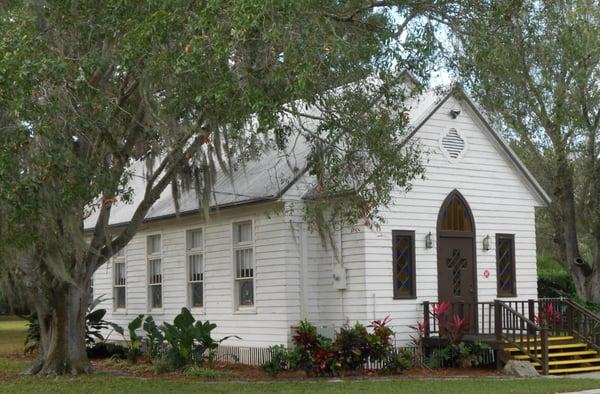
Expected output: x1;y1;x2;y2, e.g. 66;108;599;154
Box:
113;248;127;310
147;234;162;309
233;220;254;308
392;230;416;299
496;234;516;297
187;229;204;308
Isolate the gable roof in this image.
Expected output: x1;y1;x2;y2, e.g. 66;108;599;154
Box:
83;86;550;230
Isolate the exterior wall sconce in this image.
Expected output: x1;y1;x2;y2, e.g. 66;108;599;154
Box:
483;235;491;251
425;232;434;249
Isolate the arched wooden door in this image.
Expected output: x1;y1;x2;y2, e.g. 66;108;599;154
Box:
437;190;477;328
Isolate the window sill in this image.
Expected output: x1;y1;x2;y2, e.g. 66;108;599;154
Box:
190;307;206;315
233;307;257;315
148;308;164;314
113;309;128;315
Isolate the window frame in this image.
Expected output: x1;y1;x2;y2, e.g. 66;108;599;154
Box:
392;230;417;300
146;233;163;312
232;219;256;311
186;227;205;310
112;247;127;312
496;233;517;297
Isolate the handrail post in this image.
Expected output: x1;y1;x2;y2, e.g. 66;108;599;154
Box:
494;299;502;342
423;301;430;338
566;299;574;335
541;327;549;375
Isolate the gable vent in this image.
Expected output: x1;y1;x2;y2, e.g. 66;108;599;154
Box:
441;128;466;159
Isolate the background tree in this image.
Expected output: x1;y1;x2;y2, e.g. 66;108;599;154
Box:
450;1;600;300
0;1;447;375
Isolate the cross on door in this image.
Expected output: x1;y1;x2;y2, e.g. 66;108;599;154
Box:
447;249;467;296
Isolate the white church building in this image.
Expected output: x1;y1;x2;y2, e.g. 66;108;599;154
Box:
90;85;549;350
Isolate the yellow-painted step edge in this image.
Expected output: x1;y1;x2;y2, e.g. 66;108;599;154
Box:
505;343;586;352
509;336;574;343
530;357;600;367
548;365;600;374
513;350;598;360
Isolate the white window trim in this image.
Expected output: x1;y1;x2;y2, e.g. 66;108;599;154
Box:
112;248;127;314
186;227;205;314
146;232;164;313
232;218;257;313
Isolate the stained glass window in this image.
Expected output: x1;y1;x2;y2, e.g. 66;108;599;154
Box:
440;192;473;232
393;231;416;299
496;234;516;296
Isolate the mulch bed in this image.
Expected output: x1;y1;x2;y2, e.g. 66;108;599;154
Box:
91;358;502;381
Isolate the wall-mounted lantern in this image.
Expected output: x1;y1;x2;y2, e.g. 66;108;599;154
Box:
425;232;434;249
483;235;491;251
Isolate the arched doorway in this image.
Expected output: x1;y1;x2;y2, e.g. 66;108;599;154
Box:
437;190;477;326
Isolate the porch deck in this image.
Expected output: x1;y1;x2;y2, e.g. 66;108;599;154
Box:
422;298;600;374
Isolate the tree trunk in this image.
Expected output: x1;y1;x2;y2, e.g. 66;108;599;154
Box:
28;283;91;375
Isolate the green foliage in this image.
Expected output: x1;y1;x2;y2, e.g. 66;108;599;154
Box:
126;314;145;362
260;345;290;376
143;316;164;359
448;341;490;368
291;317;397;376
453;1;600;300
86;296;124;346
334;323;370;370
383;349;413;372
425;347;452;369
23;313;40;355
183;366;239;380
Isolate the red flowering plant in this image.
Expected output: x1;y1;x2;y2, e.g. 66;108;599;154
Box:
447;314;469;344
534;304;562;328
368;316;394;362
408;320;428;368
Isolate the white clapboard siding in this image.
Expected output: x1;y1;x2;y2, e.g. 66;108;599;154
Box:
93;201;304;347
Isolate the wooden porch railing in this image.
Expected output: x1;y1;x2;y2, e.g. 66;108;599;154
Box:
422;297;600;375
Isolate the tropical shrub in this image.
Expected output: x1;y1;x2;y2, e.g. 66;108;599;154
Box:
126;314;145;362
448;341;490;368
425;347;452;368
291;317;397;375
143;316;164;358
23;312;40;354
383;349;413;372
261;345;290;376
334;323;370;370
161;307;239;366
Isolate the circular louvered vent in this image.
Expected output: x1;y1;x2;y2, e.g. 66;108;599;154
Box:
440;128;467;160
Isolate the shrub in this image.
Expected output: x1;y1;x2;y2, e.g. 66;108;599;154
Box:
369;316;394;362
335;323;370;370
261;345;289;376
312;338;340;376
538;270;576;298
143;316;164;358
87;342;128;359
127;314;145;362
448;341;490;368
292;320;320;374
425;347;452;368
383;349;413;372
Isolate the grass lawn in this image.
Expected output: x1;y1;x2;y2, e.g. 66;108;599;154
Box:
1;375;600;394
2;316;600;393
0;316;27;357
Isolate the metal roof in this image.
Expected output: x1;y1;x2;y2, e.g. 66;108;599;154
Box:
83;87;550;230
